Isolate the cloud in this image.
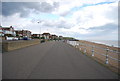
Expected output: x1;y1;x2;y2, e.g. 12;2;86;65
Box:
2;2;59;17
2;0;119;40
38;2;59;13
34;16;74;29
2;13;32;29
75;23;118;40
0;2;1;24
87;23;118;36
52;0;119;16
72;2;118;29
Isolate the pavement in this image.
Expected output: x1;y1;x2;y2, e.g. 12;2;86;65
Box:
2;41;118;79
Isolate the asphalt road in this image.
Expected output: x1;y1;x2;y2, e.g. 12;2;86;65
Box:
2;41;118;79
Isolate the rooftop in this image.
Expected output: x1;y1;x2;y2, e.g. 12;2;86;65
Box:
42;33;50;35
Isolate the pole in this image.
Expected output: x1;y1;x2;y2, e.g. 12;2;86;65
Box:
37;21;41;43
92;46;95;57
105;47;109;64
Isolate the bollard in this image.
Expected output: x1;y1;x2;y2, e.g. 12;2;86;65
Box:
84;48;86;54
73;42;75;46
79;47;81;51
76;42;79;48
92;46;94;57
75;45;77;48
79;43;81;51
105;47;109;64
79;43;80;46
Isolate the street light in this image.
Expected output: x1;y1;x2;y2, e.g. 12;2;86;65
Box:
37;21;41;43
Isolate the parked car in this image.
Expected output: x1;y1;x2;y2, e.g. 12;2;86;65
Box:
41;39;45;43
23;37;28;40
6;37;13;40
6;37;18;40
13;37;18;40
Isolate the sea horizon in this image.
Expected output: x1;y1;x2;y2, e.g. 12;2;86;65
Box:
87;40;119;48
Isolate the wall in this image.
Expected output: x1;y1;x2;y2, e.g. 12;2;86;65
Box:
2;39;40;52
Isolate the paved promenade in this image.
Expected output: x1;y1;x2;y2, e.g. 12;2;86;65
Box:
2;41;118;79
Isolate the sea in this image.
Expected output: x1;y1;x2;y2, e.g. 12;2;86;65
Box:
68;40;119;48
88;40;119;48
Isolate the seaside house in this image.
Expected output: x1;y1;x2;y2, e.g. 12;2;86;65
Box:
51;34;58;40
0;26;3;37
23;30;31;38
59;36;63;40
42;33;51;40
2;26;16;40
2;26;16;36
15;30;32;39
0;26;4;40
32;34;43;39
15;30;24;39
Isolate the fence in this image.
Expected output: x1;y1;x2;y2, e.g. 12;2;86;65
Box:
67;40;120;72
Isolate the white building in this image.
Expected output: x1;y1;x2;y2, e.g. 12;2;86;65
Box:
2;26;16;37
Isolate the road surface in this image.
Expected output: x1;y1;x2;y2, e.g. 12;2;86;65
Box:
2;41;118;79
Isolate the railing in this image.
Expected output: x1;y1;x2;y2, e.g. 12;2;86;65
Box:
67;40;119;69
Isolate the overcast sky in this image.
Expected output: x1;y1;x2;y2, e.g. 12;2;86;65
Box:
1;0;119;40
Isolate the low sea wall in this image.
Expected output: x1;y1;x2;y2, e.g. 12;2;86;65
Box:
2;39;40;52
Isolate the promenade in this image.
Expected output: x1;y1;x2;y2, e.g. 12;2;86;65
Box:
2;41;118;79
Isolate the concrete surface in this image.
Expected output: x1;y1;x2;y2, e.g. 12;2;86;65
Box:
2;41;118;79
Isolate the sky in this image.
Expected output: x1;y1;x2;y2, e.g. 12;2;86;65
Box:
1;0;119;40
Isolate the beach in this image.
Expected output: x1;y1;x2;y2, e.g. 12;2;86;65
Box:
88;40;119;48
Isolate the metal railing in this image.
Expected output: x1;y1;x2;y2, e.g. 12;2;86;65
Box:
67;41;120;65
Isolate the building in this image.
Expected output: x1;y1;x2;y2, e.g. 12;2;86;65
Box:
32;34;43;39
42;33;51;40
32;34;40;38
23;30;31;38
59;36;63;40
2;26;16;37
15;30;31;38
50;34;58;40
15;30;23;37
0;26;3;36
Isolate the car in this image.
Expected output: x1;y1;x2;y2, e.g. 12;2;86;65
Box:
13;37;18;40
23;37;28;40
6;37;13;40
6;37;18;40
41;40;45;43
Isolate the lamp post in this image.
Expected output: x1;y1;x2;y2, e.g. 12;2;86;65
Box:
37;21;41;43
